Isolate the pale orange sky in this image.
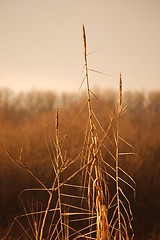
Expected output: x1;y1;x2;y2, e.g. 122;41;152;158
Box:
0;0;160;93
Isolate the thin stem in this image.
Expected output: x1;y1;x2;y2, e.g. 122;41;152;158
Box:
39;109;63;240
55;109;64;239
115;73;123;240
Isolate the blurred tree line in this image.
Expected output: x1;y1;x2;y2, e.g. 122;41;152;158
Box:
0;88;160;239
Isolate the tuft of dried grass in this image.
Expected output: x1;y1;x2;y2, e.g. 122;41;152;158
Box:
3;24;135;240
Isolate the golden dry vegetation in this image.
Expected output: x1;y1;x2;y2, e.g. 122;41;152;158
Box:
0;26;160;240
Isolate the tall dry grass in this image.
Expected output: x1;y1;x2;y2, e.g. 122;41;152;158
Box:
2;25;136;240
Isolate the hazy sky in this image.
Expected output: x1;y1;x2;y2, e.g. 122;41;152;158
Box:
0;0;160;93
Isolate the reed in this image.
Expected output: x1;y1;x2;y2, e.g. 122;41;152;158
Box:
3;25;135;240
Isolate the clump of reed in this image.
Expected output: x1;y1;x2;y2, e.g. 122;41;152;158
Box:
3;25;135;240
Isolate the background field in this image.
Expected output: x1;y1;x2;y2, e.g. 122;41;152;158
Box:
0;88;160;239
